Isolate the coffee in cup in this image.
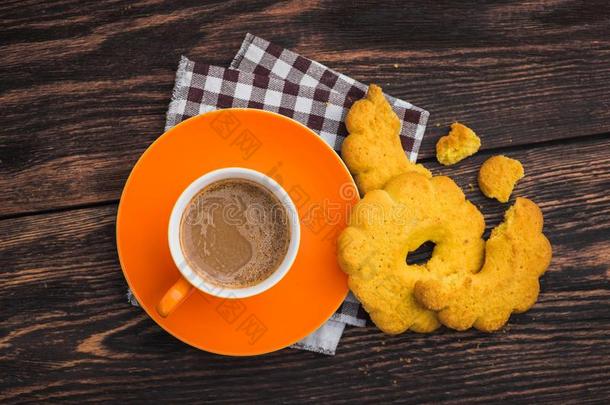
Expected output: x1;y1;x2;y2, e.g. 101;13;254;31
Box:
179;178;290;289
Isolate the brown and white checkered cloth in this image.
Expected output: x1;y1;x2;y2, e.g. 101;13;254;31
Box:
129;34;429;355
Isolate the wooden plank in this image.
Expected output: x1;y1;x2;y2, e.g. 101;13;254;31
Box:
1;136;608;403
1;0;610;215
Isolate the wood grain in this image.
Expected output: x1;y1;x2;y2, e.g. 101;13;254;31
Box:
1;0;610;215
1;136;608;403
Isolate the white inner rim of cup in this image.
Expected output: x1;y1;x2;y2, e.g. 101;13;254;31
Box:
168;167;301;299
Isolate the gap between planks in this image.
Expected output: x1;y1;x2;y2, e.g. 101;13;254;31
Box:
1;131;608;222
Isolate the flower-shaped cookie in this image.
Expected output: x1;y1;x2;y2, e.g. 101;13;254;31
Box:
337;171;485;333
414;197;552;331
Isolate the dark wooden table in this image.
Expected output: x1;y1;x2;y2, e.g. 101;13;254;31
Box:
1;1;609;403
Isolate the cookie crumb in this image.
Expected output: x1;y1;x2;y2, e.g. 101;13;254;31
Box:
436;122;481;165
478;155;524;203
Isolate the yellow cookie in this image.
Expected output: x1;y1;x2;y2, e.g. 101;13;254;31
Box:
478;155;524;202
342;84;430;194
436;122;481;165
337;172;485;334
338;86;551;334
414;197;552;331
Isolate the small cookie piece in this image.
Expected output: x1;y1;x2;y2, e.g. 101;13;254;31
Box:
478;155;524;202
414;197;552;332
342;84;430;194
337;171;485;334
436;122;481;165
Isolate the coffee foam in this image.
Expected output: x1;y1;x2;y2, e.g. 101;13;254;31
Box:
179;179;290;289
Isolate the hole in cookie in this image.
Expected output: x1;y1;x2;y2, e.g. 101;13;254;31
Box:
406;241;436;266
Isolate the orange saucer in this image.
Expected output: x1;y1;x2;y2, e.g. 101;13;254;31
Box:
116;109;358;355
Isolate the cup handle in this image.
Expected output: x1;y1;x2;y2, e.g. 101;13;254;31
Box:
156;277;194;318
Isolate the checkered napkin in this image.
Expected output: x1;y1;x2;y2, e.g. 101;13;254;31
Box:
128;34;429;355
